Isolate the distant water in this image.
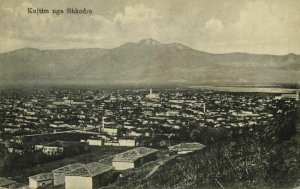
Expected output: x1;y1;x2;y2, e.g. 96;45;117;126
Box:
190;86;296;93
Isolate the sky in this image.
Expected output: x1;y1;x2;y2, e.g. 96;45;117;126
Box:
0;0;299;54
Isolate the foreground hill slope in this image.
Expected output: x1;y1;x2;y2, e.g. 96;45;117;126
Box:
103;114;300;189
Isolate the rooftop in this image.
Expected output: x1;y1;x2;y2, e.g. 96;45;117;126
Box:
44;140;82;148
112;147;158;163
0;177;16;187
29;173;53;182
65;162;113;177
168;142;206;152
52;163;84;173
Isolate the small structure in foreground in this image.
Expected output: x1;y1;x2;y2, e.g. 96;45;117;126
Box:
112;147;158;170
168;142;206;155
52;163;84;186
28;173;53;189
65;162;114;189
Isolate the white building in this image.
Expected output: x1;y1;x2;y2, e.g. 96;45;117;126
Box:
52;163;83;186
65;162;113;189
146;89;159;100
104;141;120;146
28;173;53;189
42;146;64;156
118;138;136;147
112;147;158;170
34;144;44;150
87;138;104;146
39;140;87;156
102;127;118;136
168;142;206;155
280;92;299;101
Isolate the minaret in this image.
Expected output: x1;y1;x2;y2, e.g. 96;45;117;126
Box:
102;117;105;131
99;117;106;132
297;91;299;101
150;88;153;95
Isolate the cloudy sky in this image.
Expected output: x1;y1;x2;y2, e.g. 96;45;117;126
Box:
0;0;299;54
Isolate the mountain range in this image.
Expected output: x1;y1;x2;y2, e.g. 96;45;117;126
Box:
0;38;299;86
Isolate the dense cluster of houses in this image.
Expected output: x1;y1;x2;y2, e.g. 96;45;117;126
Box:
1;89;296;143
1;89;297;137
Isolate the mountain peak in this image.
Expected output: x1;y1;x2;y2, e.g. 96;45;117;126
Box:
287;53;296;56
138;38;163;47
119;42;135;48
15;47;40;52
166;43;189;50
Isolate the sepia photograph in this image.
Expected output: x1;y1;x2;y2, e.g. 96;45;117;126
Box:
0;0;300;188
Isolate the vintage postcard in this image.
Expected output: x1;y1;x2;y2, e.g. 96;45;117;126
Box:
0;0;299;189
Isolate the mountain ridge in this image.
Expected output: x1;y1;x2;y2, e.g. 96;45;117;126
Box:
0;39;299;86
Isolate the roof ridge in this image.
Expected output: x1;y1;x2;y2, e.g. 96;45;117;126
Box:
135;148;142;158
84;164;92;176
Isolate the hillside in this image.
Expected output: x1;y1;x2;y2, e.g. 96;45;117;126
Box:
0;39;299;86
102;107;300;189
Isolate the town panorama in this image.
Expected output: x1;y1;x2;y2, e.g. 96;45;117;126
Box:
0;86;299;189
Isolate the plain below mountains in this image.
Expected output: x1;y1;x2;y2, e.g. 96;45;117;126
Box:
0;39;299;86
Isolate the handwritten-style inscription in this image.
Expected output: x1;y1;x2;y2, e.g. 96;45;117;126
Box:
27;8;92;15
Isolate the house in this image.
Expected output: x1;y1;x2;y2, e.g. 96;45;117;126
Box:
102;127;118;136
41;140;88;156
87;138;104;146
64;162;114;189
168;142;206;155
14;149;24;155
34;144;44;150
118;138;136;147
7;148;14;153
42;142;64;156
112;147;158;170
280;92;299;101
0;177;16;189
104;141;120;146
28;173;53;189
52;163;83;186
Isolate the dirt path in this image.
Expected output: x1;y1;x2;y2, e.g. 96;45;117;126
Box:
144;155;178;179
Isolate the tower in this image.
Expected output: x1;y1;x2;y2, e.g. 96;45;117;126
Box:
99;117;107;132
146;88;159;100
200;103;206;114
